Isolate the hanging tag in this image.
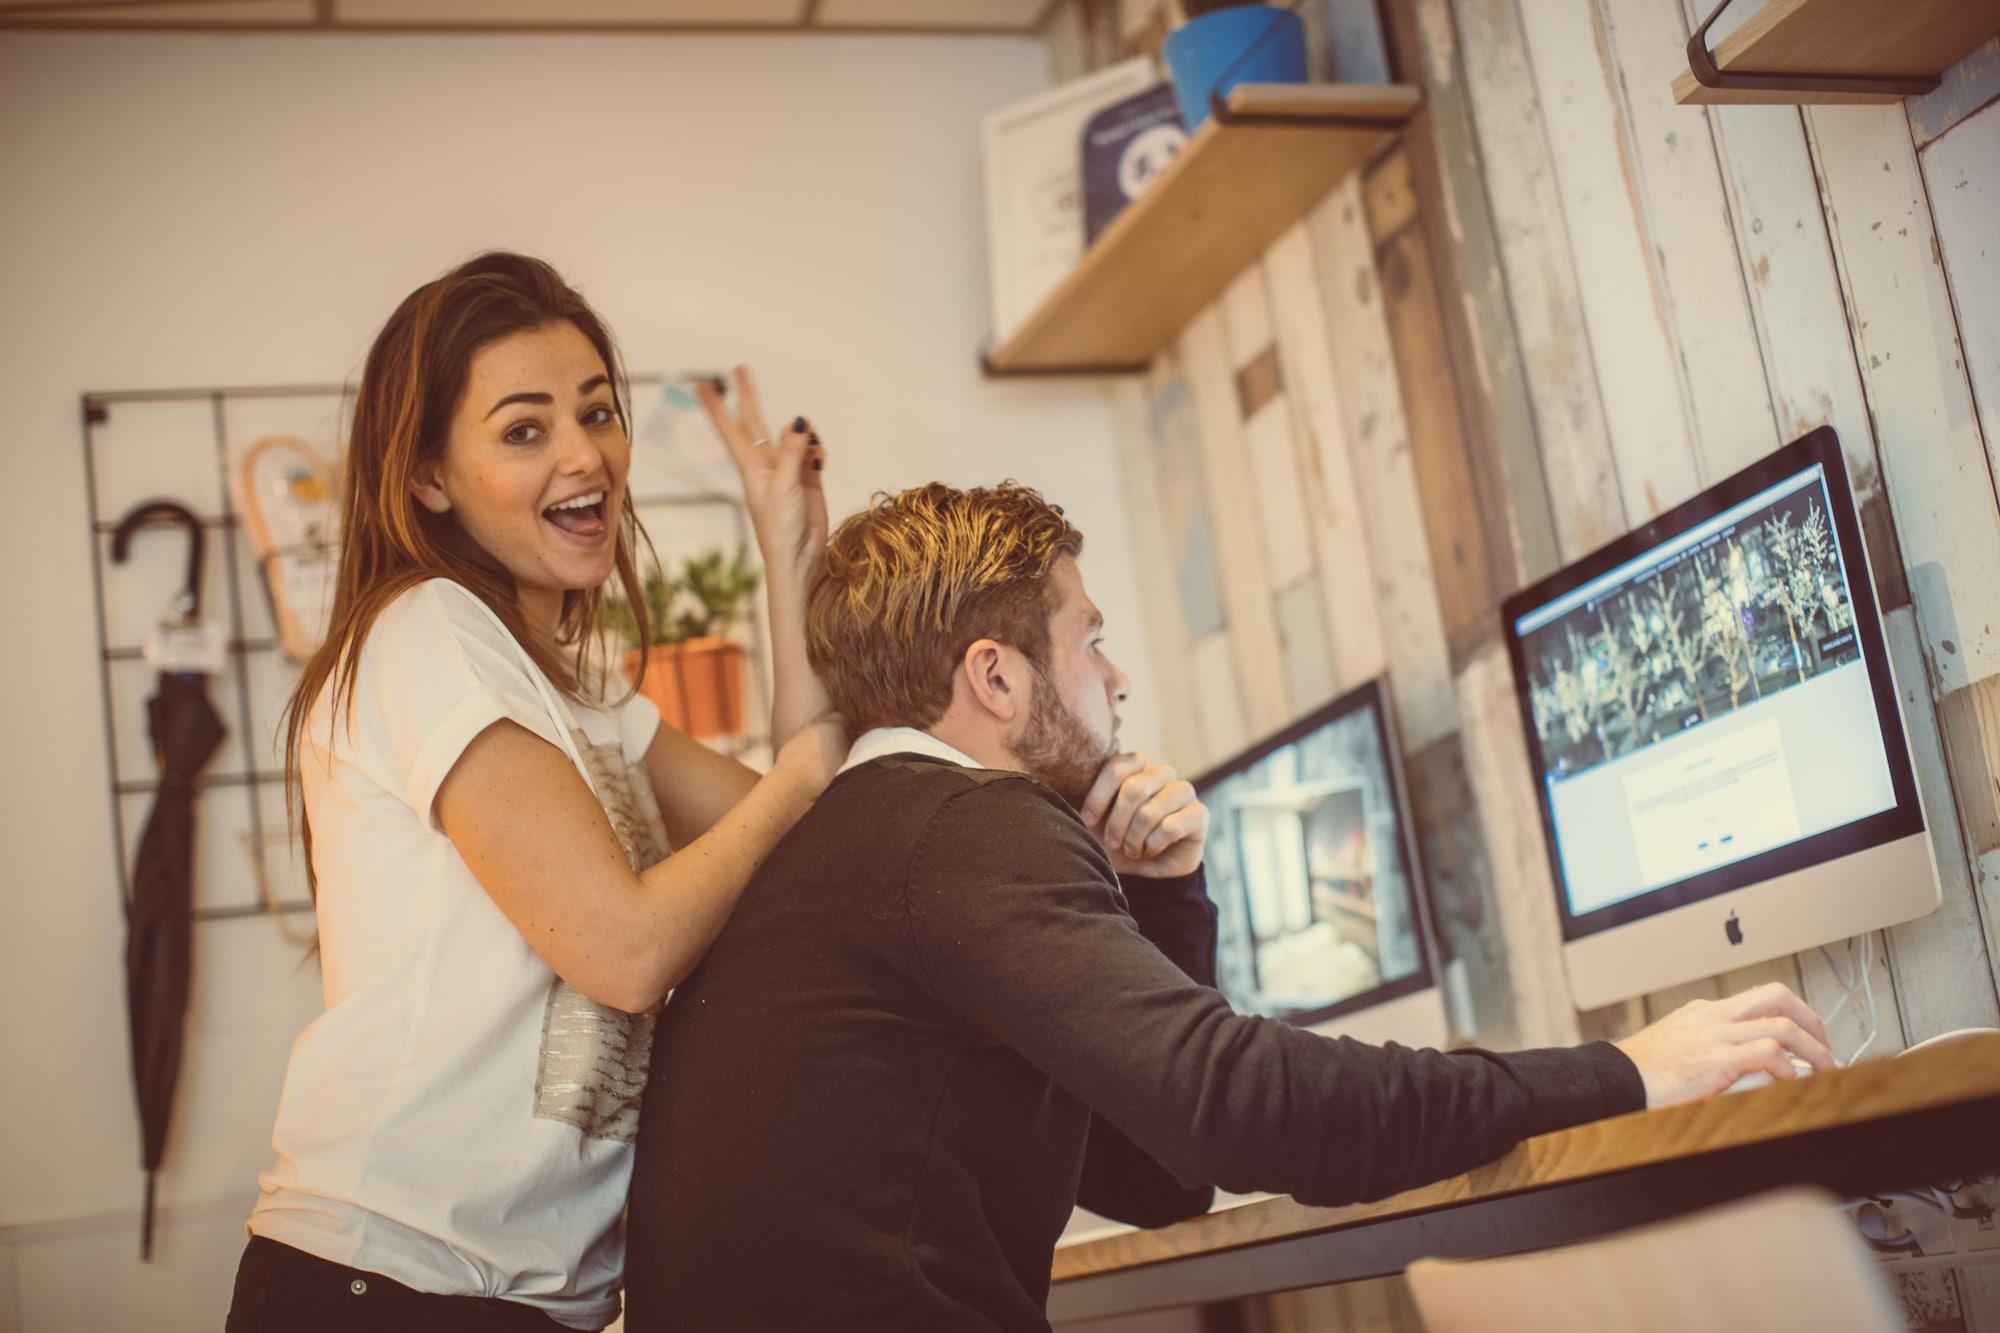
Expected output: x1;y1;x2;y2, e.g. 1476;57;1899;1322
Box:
144;617;228;673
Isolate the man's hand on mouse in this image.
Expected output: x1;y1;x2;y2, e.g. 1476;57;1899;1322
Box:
1613;981;1836;1108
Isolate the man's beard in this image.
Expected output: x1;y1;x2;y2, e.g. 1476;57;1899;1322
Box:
1014;667;1117;807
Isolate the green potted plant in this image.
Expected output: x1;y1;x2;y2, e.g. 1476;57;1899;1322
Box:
604;545;761;740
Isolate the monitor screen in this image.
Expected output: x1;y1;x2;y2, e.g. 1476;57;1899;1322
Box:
1194;680;1433;1026
1502;427;1922;940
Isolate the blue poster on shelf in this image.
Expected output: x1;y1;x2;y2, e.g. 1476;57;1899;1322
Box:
1082;84;1188;246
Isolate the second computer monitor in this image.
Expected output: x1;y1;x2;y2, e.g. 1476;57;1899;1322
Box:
1194;678;1447;1048
1501;426;1939;1007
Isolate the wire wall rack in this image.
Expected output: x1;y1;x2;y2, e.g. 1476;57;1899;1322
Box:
83;374;770;928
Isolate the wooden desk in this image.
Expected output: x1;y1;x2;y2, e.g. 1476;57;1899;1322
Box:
1049;1034;2000;1323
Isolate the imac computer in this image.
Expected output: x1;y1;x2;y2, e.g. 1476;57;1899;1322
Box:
1500;426;1940;1009
1194;677;1448;1049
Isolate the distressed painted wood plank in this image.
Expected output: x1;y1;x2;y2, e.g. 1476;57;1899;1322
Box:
1274;577;1338;714
1908;35;2000;148
1181;306;1295;738
1685;80;1915;610
1219;269;1320;592
1365;151;1502;668
1922;100;2000;489
1305;176;1457;750
1104;372;1204;771
1189;629;1250;768
1456;642;1585;1049
1517;0;1704;520
1596;0;1780;481
1404;728;1513;1046
1262;223;1389;693
1452;0;1626;565
1808;100;2000;692
1238;406;1318;591
1389;0;1562;588
1936;673;2000;860
1809;100;2000;1022
1884;612;2000;1042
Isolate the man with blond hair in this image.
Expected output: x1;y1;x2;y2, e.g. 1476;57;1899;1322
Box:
623;482;1832;1333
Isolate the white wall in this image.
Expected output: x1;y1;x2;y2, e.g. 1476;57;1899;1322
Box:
0;30;1159;1331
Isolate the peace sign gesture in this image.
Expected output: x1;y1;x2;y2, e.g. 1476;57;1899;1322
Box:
694;365;828;585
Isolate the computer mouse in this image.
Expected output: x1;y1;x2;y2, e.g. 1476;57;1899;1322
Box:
1722;1056;1816;1094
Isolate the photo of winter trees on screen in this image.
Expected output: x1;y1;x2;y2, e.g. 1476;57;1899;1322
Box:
1522;486;1859;784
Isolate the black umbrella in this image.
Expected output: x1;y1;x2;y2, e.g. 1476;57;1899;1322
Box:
111;500;227;1261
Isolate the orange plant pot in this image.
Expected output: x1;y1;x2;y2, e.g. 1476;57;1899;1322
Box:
624;637;746;740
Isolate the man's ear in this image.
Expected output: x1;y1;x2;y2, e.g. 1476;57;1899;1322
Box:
411;463;452;516
961;638;1022;723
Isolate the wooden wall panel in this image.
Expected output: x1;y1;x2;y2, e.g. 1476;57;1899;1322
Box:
1262;224;1388;692
1882;610;2000;1042
1219;271;1321;595
1808;102;2000;692
1179;306;1293;741
1305;177;1457;751
1386;0;1559;589
1451;0;1625;565
1595;0;1778;479
1922;101;2000;511
1103;375;1205;769
1363;150;1502;668
1515;0;1702;520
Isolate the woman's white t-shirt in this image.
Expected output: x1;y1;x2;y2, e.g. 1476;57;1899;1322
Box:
248;578;669;1331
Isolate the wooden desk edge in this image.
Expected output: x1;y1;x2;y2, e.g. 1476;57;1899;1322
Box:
1052;1034;2000;1283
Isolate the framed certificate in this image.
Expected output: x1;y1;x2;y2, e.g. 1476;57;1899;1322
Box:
981;57;1159;345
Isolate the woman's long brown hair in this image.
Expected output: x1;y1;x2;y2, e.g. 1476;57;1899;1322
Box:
284;252;654;909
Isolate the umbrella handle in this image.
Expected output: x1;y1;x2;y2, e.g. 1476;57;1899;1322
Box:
112;500;206;620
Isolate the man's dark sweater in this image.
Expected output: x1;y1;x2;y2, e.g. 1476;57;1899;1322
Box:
624;755;1645;1332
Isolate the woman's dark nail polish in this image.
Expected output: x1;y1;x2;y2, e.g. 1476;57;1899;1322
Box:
792;416;807;432
811;459;823;471
809;433;821;445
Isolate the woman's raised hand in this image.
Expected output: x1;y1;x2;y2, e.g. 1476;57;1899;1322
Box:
695;366;827;585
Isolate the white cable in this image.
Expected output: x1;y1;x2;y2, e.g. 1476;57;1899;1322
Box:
1849;932;1878;1064
1814;935;1878;1066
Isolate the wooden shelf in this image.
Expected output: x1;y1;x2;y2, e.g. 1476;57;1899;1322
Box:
1674;0;2000;105
982;82;1421;376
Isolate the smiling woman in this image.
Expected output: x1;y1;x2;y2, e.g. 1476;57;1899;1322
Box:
410;322;632;625
224;252;848;1333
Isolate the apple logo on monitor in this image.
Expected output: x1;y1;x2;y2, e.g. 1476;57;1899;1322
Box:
1725;912;1744;946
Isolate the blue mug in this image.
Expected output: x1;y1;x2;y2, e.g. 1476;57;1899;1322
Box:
1162;5;1309;132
